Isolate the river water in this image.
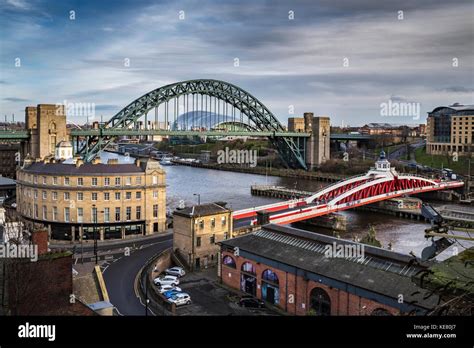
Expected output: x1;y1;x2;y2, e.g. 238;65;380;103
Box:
163;164;472;261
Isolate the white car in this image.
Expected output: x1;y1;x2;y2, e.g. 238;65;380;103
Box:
153;275;179;286
167;293;191;306
158;284;181;294
165;267;186;277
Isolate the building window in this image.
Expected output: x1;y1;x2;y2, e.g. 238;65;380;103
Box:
153;204;158;218
92;192;98;201
126;177;132;185
42;176;47;185
53;177;58;185
52;191;58;200
115;192;121;200
42;206;47;220
115;207;120;221
309;287;331;316
125;192;131;200
153;191;158;199
77;192;83;201
92;177;98;186
64;192;70;200
262;270;280;305
210;234;215;244
115;177;121;186
241;262;256;275
221;216;226;226
34;190;38;199
64;177;70;185
222;255;236;268
42;191;47;199
136;192;141;199
104;192;110;201
152;175;157;185
77;178;84;186
104;177;110;186
136;206;141;220
126;207;131;221
224;232;229;240
64;207;70;222
104;207;110;223
196;237;201;247
199;220;204;229
136;177;142;185
92;207;98;223
34;175;38;184
52;207;58;221
77;208;83;223
211;218;216;228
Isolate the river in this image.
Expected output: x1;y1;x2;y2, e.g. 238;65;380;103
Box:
163;164;472;261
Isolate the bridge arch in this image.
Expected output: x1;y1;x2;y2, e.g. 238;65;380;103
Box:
78;79;306;168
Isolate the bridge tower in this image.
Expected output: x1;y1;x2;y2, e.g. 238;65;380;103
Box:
304;113;330;170
24;104;68;160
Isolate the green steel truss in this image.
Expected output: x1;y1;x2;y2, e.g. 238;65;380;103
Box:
77;79;308;169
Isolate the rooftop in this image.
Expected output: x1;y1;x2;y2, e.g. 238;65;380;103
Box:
220;224;439;310
21;162;144;175
174;202;229;217
0;176;16;186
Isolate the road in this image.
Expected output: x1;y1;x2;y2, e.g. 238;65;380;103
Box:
102;234;172;316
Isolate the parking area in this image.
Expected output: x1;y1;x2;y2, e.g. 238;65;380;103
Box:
154;266;280;316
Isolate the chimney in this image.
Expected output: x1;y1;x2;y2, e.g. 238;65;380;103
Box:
92;156;101;165
107;158;118;165
31;229;49;255
135;158;141;167
75;158;84;168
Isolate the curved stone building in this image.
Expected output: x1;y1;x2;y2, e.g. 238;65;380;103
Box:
16;156;166;240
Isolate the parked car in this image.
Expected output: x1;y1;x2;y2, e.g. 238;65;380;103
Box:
158;284;181;294
153;275;179;286
163;289;183;299
238;297;265;308
165;267;186;277
167;293;191;306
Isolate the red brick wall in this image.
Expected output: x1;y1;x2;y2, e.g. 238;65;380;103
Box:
31;229;49;255
220;251;400;316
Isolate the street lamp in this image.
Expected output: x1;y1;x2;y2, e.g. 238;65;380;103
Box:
193;193;201;206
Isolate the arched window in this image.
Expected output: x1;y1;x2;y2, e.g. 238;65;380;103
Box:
50;122;56;131
262;269;279;284
241;262;256;275
309;287;331;316
222;255;236;269
371;308;392;316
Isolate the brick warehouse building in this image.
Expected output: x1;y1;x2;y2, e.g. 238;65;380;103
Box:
219;224;438;315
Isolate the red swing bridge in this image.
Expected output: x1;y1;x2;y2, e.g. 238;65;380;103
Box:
233;152;464;227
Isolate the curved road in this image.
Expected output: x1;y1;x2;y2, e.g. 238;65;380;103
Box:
103;234;172;316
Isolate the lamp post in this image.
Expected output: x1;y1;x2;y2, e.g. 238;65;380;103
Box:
92;204;99;265
193;193;201;206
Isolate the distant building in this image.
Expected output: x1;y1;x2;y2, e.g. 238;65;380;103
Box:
173;202;232;271
219;224;438;315
55;140;73;161
0;143;20;179
360;123;405;136
426;104;474;157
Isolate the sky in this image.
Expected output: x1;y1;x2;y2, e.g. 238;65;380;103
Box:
0;0;473;127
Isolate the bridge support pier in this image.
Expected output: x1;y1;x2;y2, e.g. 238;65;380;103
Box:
304;113;330;170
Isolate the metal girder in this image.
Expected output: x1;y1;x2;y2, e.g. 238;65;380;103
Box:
78;79;308;169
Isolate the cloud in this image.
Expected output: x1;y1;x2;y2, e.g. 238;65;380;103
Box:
3;97;31;102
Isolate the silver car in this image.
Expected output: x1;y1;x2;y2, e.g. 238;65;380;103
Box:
165;267;186;277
